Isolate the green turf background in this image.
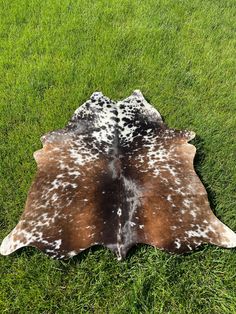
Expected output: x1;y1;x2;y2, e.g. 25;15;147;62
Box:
0;0;236;313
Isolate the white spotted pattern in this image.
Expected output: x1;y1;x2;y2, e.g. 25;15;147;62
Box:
1;90;236;259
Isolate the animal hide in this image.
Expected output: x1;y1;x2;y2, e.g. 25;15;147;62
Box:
1;90;236;260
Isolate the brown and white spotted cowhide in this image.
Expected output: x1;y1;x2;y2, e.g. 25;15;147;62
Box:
1;90;236;260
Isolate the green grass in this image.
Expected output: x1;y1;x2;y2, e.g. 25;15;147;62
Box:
0;0;236;313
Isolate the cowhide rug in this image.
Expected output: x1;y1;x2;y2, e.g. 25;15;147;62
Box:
1;90;236;260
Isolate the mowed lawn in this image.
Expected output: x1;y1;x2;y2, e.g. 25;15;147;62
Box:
0;0;236;313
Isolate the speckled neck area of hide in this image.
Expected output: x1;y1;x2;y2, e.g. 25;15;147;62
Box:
1;90;236;260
